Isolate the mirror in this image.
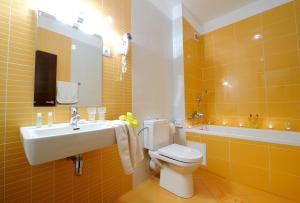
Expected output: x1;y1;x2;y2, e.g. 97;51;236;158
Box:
35;11;102;107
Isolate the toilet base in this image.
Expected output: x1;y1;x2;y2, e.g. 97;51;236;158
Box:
160;166;194;198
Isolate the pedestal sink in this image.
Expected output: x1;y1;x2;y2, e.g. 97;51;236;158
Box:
20;121;117;165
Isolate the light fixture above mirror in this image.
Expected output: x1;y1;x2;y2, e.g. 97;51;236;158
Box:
30;0;120;48
29;0;132;81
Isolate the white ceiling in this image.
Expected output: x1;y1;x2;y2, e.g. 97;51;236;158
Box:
182;0;292;33
183;0;257;24
148;0;181;20
146;0;291;34
182;0;257;24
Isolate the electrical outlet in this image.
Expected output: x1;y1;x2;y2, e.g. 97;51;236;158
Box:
103;47;111;57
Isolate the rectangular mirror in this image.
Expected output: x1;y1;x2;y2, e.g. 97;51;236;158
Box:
35;11;102;107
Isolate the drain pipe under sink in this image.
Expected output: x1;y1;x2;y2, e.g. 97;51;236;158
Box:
67;154;83;176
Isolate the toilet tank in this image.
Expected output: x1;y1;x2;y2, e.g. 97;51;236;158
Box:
143;119;170;151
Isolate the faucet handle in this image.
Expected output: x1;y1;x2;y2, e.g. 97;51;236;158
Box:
71;106;78;115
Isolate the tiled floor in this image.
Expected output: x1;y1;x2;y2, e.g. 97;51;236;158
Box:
115;170;298;203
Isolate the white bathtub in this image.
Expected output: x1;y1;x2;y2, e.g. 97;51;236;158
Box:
185;125;300;147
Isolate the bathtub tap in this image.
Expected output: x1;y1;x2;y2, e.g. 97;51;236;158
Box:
191;111;204;118
189;111;205;127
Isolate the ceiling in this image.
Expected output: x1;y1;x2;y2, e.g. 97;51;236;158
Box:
182;0;257;24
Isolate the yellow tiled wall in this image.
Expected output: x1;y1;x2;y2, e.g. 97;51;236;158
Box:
184;1;300;131
183;18;203;126
0;0;132;202
187;132;300;202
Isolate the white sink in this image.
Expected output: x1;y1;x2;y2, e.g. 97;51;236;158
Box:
20;121;117;165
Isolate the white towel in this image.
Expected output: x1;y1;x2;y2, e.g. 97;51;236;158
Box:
56;81;78;104
112;120;144;175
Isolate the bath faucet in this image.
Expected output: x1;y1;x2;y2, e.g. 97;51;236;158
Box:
70;106;80;130
189;111;205;127
191;111;204;118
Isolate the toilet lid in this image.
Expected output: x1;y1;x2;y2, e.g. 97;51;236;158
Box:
158;144;202;163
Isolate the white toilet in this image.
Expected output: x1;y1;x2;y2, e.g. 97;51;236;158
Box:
143;119;202;198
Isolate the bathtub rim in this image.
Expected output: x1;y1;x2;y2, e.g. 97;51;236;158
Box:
185;125;300;147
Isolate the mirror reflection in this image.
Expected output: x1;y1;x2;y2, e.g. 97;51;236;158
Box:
35;11;102;107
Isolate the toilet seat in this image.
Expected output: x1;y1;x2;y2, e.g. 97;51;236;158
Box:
158;144;202;163
149;150;198;168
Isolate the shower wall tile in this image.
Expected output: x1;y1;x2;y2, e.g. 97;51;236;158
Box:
261;2;294;25
184;1;300;131
0;0;132;202
297;10;300;29
183;18;203;126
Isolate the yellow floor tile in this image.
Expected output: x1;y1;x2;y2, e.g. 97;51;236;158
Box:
115;170;296;203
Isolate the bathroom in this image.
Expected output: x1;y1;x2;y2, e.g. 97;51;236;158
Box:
1;0;300;202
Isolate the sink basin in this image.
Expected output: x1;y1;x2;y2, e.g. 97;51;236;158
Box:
20;121;117;165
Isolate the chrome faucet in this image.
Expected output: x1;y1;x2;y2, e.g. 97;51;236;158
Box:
189;111;205;127
70;106;80;130
191;111;204;118
189;90;207;127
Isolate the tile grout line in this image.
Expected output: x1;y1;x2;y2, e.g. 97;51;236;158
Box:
259;13;270;130
72;161;74;203
267;143;271;191
31;7;35;203
289;1;300;131
210;33;217;125
53;161;55;203
293;2;300;72
232;21;242;124
3;0;13;201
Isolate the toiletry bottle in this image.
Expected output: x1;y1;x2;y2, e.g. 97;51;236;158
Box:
36;113;42;128
98;107;106;121
48;112;53;127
